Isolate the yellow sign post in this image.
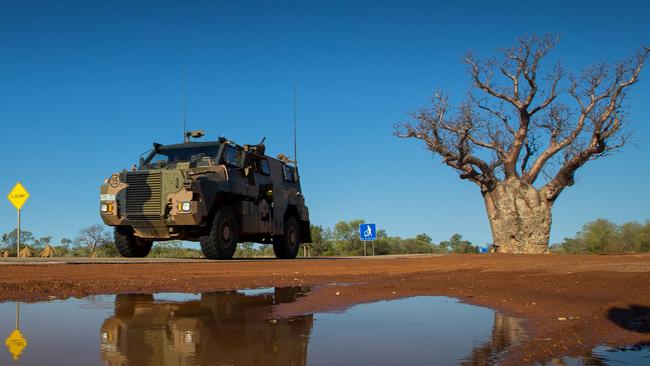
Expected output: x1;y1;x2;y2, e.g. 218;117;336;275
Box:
5;302;27;361
5;328;27;361
7;183;30;258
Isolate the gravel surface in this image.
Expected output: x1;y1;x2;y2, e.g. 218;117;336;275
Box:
1;253;649;364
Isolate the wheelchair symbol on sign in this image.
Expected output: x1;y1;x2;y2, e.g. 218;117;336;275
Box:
359;224;376;241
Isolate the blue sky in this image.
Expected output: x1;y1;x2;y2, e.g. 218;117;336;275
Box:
0;0;648;246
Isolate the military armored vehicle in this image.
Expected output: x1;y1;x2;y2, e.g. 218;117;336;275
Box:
99;131;311;259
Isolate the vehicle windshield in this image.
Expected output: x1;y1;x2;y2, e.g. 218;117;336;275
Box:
144;143;221;168
224;145;245;168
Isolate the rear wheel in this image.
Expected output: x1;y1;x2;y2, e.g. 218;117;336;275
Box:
200;206;239;259
273;216;301;259
114;227;153;258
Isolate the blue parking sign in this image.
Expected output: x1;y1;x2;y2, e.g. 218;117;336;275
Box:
359;223;377;241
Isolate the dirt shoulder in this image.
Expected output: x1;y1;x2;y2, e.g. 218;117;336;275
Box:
1;254;649;364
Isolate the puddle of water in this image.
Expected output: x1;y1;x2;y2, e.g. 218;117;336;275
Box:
0;288;527;365
542;344;650;365
308;296;527;366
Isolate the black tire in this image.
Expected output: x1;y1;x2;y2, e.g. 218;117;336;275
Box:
200;206;239;259
114;227;153;258
273;216;301;259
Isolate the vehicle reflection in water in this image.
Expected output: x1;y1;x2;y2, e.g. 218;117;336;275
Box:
99;287;312;366
98;290;531;366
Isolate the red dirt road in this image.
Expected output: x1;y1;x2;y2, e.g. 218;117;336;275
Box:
1;254;649;364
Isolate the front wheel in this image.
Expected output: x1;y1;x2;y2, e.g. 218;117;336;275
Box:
114;228;153;258
200;206;239;259
273;216;301;259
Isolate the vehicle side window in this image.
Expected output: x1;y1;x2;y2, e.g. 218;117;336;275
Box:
259;159;270;175
283;164;296;182
224;146;245;168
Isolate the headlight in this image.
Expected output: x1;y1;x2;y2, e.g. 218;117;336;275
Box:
101;202;114;214
178;201;192;213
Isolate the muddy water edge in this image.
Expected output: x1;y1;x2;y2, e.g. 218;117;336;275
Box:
1;255;650;364
0;287;529;365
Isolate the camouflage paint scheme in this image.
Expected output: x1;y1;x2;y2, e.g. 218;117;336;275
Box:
99;288;312;366
100;137;311;244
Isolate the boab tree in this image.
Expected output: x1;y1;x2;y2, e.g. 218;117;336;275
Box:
396;35;648;253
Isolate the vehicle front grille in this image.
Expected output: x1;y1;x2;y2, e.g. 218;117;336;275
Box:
125;171;163;222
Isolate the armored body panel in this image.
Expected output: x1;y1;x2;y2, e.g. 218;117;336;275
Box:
100;136;311;259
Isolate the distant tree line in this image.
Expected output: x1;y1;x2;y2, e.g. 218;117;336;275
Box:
0;224;200;258
0;219;479;258
4;217;645;258
235;220;481;258
301;219;479;257
551;219;650;254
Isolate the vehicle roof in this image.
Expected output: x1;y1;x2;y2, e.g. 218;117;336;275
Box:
155;139;288;164
157;141;222;150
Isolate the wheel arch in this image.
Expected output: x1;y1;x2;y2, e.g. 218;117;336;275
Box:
284;205;312;243
206;192;240;225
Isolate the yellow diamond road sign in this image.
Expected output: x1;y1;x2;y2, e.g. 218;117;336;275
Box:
7;182;29;210
5;328;27;361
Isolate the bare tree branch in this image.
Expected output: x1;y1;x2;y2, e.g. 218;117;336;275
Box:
530;65;563;115
396;37;648;207
470;94;517;136
520;135;539;173
465;54;521;108
541;46;649;200
466;35;563;179
394;93;498;191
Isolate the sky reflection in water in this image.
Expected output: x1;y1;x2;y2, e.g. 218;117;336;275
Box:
0;288;533;365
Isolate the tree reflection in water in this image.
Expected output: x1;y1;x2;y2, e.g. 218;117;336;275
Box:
461;313;528;365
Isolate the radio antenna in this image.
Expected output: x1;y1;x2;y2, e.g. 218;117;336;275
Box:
293;82;298;168
183;68;188;143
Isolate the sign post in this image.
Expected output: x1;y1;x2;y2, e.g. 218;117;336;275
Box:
359;223;377;256
7;182;30;257
17;209;20;256
5;302;27;361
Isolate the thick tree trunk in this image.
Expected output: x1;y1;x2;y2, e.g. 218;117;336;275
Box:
483;178;552;254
